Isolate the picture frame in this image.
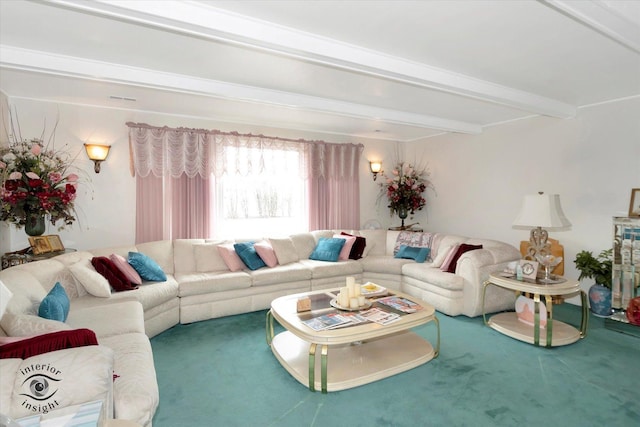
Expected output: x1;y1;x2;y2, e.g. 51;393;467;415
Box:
29;236;53;255
629;188;640;217
519;259;539;281
46;235;65;252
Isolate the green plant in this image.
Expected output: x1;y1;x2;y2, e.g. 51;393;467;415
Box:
573;249;613;288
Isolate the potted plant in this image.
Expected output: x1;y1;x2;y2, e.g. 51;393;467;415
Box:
574;249;613;317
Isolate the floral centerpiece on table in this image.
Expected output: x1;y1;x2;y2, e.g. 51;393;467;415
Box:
379;161;431;225
1;138;79;232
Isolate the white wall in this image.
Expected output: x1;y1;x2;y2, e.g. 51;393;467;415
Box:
405;96;640;293
1;98;397;251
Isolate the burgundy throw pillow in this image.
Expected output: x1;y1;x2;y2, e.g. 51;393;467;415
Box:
445;244;483;274
0;328;98;359
91;256;137;292
341;232;367;260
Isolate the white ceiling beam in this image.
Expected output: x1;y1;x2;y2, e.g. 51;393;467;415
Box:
541;0;640;54
46;0;576;118
0;45;482;134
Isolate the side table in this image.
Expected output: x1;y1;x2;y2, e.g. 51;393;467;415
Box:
482;273;588;347
1;248;77;270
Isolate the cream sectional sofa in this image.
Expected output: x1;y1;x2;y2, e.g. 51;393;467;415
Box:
0;229;520;425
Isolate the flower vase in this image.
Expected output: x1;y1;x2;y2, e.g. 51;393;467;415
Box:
25;213;46;236
588;284;612;317
398;206;408;228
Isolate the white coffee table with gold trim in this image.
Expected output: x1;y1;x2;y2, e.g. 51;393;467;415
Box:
266;288;440;393
482;273;588;347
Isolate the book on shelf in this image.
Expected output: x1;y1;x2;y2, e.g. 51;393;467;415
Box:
376;296;422;313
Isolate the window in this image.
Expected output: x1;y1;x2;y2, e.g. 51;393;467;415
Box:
212;146;307;238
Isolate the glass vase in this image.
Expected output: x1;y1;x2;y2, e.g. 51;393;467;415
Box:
25;212;46;236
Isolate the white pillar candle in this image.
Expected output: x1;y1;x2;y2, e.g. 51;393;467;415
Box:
358;295;366;306
354;283;361;297
348;283;356;298
340;291;350;308
346;276;355;287
350;297;359;309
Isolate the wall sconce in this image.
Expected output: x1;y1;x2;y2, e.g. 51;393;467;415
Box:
84;143;111;173
369;161;382;181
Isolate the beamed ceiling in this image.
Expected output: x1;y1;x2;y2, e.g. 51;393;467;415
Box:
1;0;639;141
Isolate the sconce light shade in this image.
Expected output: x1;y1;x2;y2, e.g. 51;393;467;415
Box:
369;161;382;181
84;143;111;173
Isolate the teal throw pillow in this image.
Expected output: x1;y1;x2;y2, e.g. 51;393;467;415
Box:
394;245;431;263
128;252;167;282
234;242;266;271
309;238;346;262
38;282;70;322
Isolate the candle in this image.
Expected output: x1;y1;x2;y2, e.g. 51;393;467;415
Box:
341;291;350;308
346;276;355;287
358;295;366;306
350;297;359;309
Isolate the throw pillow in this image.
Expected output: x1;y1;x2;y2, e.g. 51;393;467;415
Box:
69;259;112;298
445;244;483;274
269;238;299;265
92;257;137;292
217;244;247;272
2;314;72;337
431;244;453;268
309;238;346;262
439;244;461;272
340;232;366;259
234;242;266;271
128;252;167;281
254;241;278;268
394;245;431;263
38;283;70;322
0;328;98;359
109;253;143;285
394;231;434;256
333;234;356;261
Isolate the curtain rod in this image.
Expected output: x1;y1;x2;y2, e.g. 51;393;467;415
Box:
125;122;363;148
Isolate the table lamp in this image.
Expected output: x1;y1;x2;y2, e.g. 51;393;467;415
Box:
513;192;571;262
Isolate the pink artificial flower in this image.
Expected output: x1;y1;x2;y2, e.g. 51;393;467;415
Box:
392;169;399;176
0;161;5;169
66;173;79;182
9;171;22;180
48;172;62;183
30;144;41;155
26;172;40;180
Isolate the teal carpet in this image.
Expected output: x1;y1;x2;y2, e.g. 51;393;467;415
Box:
150;306;638;426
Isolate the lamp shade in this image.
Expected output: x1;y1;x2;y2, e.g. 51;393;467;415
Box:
513;193;571;229
84;143;111;161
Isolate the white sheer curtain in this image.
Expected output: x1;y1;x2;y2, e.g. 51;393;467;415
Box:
127;123;363;242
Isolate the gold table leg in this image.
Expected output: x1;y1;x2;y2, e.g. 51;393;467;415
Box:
320;345;328;394
308;344;317;392
432;316;441;358
266;310;274;345
545;294;553;348
580;290;589;338
533;293;541;346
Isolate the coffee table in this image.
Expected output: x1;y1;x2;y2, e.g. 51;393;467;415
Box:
482;273;588;347
266;288;440;393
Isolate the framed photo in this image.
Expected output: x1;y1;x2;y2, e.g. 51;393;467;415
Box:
46;235;65;252
629;188;640;217
29;236;52;255
519;259;539;281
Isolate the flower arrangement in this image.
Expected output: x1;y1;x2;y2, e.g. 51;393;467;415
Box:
1;138;79;231
380;161;431;218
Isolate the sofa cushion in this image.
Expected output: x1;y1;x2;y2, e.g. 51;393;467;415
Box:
445;244;483;273
309;238;346;262
1;314;71;337
250;262;312;286
0;328;98;359
269;237;299;265
69;259;112;298
234;242;266;271
92;256;137;292
193;242;229;272
402;263;465;291
393;231;435;255
341;232;366;260
217;244;246;272
333;234;356;261
110;253;143;285
38;282;70;322
254;241;278;268
394;245;431;263
176;271;252;297
300;259;363;278
440;244;461;272
5;345;115;421
289;233;317;260
359;229;387;257
128;252;167;282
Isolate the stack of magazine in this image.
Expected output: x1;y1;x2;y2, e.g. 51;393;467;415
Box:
376;296;422;313
303;307;403;331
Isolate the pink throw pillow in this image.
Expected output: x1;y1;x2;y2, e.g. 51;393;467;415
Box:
217;244;246;272
334;234;356;261
110;253;143;285
440;244;460;272
254;241;278;268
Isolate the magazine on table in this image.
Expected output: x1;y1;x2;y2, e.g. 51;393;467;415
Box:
376;296;422;313
303;313;352;331
359;307;401;325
